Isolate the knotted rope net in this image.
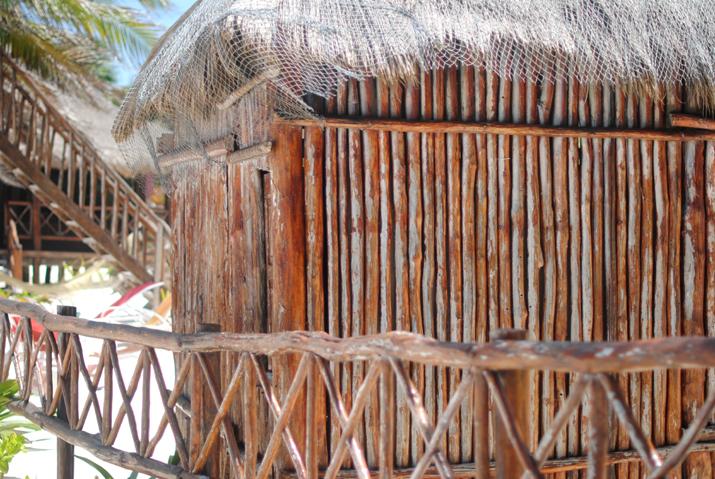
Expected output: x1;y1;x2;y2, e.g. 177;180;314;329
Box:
112;0;715;178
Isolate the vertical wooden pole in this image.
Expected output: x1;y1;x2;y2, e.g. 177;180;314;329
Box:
268;123;307;470
31;196;41;283
56;305;76;479
490;328;528;479
587;377;608;479
7;219;22;280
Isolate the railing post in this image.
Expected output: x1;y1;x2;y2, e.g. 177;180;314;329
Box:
56;305;77;479
490;328;529;479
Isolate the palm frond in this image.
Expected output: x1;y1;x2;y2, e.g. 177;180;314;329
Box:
0;0;168;89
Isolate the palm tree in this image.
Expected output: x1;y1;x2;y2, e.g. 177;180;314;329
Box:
0;0;171;90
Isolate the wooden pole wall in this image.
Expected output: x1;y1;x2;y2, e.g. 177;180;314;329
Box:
296;71;715;478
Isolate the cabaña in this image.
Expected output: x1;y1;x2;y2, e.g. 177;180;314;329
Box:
111;1;715;477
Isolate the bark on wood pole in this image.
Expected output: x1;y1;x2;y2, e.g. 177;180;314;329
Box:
490;328;529;479
56;305;77;479
7;219;22;280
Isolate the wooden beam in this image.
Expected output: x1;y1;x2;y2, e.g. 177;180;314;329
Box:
280;116;715;142
7;298;715;373
670;113;715;131
157;141;273;170
226;141;272;165
217;68;280;110
285;439;715;478
157;139;229;169
0;250;98;261
8;401;206;479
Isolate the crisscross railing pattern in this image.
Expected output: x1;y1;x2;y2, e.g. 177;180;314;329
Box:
1;298;715;479
0;54;170;283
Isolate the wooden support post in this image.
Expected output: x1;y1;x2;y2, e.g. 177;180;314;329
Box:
490;328;529;479
587;377;608;479
7;219;22;280
195;324;221;478
31;196;41;283
56;305;77;479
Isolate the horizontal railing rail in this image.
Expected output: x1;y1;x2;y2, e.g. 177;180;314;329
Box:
2;299;715;372
1;297;715;479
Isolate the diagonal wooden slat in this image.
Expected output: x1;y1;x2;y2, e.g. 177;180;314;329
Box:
3;316;25;380
20;318;34;400
107;344;145;451
71;334;103;431
255;354;312;479
646;383;715;478
318;358;377;479
101;341;113;444
43;331;53;412
520;374;588;479
147;348;190;468
389;358;453;479
47;333;75;419
410;369;476;479
145;353;191;460
191;353;245;474
0;314;9;380
196;353;245;477
27;328;48;401
597;373;662;472
251;353;308;479
140;350;151;455
77;342;106;430
484;371;542;479
47;334;72;414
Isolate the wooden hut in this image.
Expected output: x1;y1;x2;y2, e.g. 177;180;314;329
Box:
113;1;715;477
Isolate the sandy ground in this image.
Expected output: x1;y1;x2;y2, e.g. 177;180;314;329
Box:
6;288;177;479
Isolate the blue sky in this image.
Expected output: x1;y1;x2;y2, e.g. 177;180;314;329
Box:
114;0;196;86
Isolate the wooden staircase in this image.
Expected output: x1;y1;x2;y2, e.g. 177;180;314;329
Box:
0;54;170;284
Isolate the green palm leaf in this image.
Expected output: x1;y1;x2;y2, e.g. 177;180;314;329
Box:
0;0;170;90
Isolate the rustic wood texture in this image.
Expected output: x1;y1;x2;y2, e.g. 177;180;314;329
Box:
5;298;715;479
275;74;715;478
149;64;715;478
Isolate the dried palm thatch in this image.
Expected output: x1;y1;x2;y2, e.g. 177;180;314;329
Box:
113;0;715;173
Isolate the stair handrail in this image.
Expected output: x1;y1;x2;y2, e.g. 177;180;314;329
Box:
0;53;170;237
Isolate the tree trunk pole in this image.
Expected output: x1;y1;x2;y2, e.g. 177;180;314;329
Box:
491;328;529;479
56;305;77;479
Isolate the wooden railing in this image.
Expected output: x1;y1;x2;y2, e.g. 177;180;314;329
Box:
0;54;170;283
2;299;715;478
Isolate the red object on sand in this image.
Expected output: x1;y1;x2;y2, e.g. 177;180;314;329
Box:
95;281;160;319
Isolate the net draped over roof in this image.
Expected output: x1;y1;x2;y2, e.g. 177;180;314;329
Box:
113;0;715;173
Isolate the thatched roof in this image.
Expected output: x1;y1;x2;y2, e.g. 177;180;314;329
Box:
45;83;131;177
113;0;715;167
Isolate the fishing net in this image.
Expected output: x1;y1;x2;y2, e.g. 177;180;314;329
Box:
112;0;715;178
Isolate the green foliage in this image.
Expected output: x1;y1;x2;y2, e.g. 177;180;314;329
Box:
76;455;114;479
0;380;38;478
0;0;171;91
78;450;180;479
0;432;26;476
0;288;50;305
